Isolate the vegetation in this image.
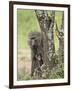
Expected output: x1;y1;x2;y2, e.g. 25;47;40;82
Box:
17;10;41;49
17;9;64;80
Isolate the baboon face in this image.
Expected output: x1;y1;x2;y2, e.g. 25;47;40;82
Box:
28;32;42;48
29;37;38;47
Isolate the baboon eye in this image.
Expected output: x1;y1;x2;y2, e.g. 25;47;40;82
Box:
31;37;35;39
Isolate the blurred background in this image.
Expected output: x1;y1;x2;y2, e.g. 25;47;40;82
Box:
17;9;63;80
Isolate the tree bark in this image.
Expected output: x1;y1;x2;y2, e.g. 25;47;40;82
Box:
35;10;55;68
55;12;64;62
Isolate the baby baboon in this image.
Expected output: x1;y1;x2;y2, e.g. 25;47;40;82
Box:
28;32;43;76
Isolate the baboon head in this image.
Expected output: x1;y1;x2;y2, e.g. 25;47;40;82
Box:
28;32;42;48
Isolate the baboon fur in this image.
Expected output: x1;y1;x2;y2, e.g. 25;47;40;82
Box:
28;32;43;76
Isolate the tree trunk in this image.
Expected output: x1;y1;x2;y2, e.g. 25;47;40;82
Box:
59;12;64;51
55;12;64;62
35;10;55;68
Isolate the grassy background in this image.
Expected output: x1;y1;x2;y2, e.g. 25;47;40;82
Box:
17;10;41;49
17;9;63;51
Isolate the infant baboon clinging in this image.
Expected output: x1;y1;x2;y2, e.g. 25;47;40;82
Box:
28;32;43;76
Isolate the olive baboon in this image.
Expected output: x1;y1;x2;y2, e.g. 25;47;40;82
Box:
28;32;43;76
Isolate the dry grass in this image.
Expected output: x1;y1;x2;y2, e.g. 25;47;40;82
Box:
17;48;32;80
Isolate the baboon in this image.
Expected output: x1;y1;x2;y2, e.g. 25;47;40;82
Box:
28;32;43;76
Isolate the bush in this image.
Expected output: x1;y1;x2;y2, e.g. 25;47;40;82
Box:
32;50;64;79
